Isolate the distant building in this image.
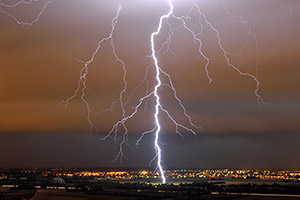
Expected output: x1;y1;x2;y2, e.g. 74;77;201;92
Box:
52;177;65;185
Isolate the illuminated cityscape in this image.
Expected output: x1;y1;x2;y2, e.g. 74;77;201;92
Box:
2;168;300;183
42;169;300;181
2;168;300;199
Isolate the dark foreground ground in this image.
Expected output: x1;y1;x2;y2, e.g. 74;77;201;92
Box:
27;189;300;200
2;181;300;200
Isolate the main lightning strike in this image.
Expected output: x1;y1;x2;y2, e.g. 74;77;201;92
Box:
150;0;174;184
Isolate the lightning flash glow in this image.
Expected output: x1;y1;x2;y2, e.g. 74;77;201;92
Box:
2;0;278;184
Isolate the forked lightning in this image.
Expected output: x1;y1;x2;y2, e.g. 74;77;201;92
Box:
1;0;269;183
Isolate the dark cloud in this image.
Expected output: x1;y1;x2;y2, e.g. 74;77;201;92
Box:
0;132;300;169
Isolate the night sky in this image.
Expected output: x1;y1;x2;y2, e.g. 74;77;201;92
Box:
0;0;300;169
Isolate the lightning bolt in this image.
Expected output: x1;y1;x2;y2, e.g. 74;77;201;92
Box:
285;0;297;36
0;0;53;26
191;2;266;106
218;0;261;77
2;0;269;184
63;5;124;133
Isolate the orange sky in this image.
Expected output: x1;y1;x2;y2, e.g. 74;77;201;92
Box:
0;0;300;135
